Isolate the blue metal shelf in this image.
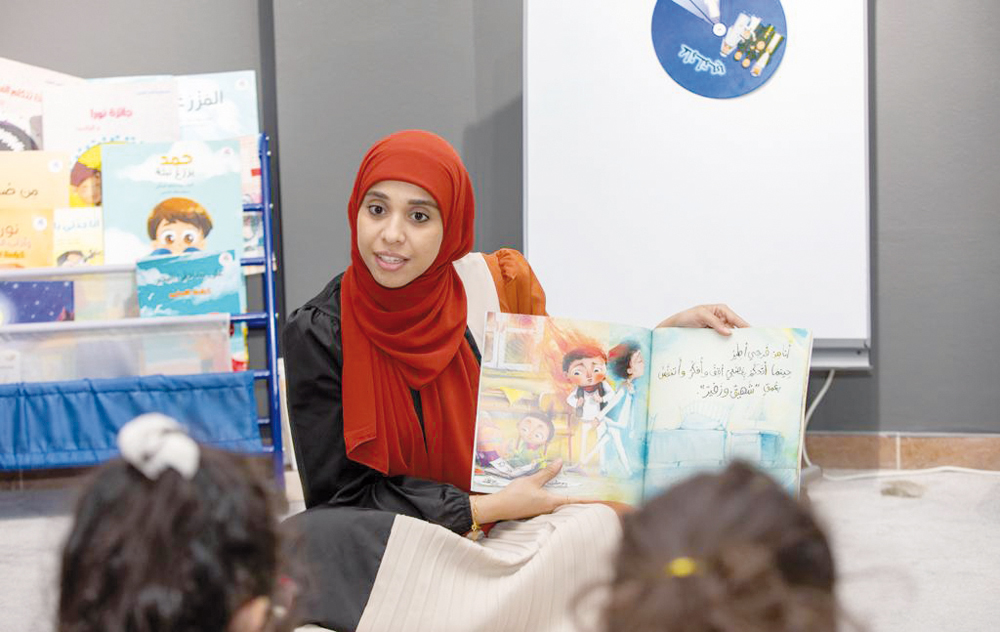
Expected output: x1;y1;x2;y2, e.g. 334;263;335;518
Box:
233;134;284;486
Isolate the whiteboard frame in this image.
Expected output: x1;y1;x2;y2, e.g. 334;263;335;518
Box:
522;0;872;370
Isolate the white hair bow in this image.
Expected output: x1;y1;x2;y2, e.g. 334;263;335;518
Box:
117;413;200;480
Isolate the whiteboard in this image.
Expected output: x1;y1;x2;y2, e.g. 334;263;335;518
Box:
524;0;870;368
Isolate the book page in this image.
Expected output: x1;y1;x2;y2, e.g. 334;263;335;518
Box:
645;327;812;499
471;313;652;504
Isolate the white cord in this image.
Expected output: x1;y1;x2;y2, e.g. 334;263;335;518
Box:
820;465;1000;482
801;369;836;468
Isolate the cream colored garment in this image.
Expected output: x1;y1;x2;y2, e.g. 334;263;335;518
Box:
453;252;501;353
356;503;619;632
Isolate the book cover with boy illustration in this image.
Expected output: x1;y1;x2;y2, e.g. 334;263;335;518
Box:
471;313;811;503
0;151;71;210
101;139;243;265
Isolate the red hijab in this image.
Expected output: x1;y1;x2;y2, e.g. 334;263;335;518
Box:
340;130;479;491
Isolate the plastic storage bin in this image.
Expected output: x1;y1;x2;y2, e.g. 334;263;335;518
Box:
0;264;139;321
0;314;232;384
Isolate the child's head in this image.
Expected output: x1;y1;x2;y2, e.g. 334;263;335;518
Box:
608;341;645;382
562;345;608;387
147;197;213;255
70;162;102;206
58;414;288;632
517;414;556;450
56;250;87;267
604;462;836;632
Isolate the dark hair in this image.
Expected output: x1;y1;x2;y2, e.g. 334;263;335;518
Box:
608;341;642;382
147;197;213;239
562;345;608;373
603;462;837;632
58;447;289;632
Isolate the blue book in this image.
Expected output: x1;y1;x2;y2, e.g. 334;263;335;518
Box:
0;280;74;325
136;250;244;318
136;249;248;371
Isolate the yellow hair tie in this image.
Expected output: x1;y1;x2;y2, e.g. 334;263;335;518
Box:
665;557;698;578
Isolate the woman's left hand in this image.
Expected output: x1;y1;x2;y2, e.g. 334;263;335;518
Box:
656;304;749;335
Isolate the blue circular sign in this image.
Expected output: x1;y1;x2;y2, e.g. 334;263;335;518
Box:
651;0;787;99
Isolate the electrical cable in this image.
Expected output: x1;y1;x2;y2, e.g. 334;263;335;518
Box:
803;372;1000;483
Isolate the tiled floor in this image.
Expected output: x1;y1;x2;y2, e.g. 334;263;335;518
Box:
1;468;998;632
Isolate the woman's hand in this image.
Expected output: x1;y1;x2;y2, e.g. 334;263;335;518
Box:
474;460;573;523
656;303;749;335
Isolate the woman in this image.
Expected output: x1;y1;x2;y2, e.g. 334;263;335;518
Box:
282;130;747;631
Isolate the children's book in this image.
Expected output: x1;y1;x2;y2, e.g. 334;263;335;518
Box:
0;208;54;269
176;71;260;141
0;280;74;324
41;79;180;207
470;314;812;503
239;135;263;206
101;139;244;265
53;207;104;266
0;57;83;151
0;151;71;210
42;78;179;161
135;249;247;371
89;72;262;203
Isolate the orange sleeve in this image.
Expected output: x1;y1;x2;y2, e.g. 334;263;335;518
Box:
481;249;547;316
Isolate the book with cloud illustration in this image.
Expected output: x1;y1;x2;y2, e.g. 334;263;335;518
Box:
101;139;243;265
135;249;247;371
471;313;812;504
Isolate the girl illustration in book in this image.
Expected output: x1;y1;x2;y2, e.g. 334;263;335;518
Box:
563;345;615;465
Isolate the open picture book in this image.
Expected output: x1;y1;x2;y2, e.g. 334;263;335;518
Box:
470;313;812;503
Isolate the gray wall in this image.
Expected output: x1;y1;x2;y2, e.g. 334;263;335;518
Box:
807;0;1000;433
0;0;261;79
273;0;524;311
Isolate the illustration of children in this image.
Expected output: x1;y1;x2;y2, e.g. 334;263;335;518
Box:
563;345;615;464
147;197;214;256
507;414;556;473
577;341;645;477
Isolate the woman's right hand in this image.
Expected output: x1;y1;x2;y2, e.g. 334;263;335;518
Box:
474;460;573;523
